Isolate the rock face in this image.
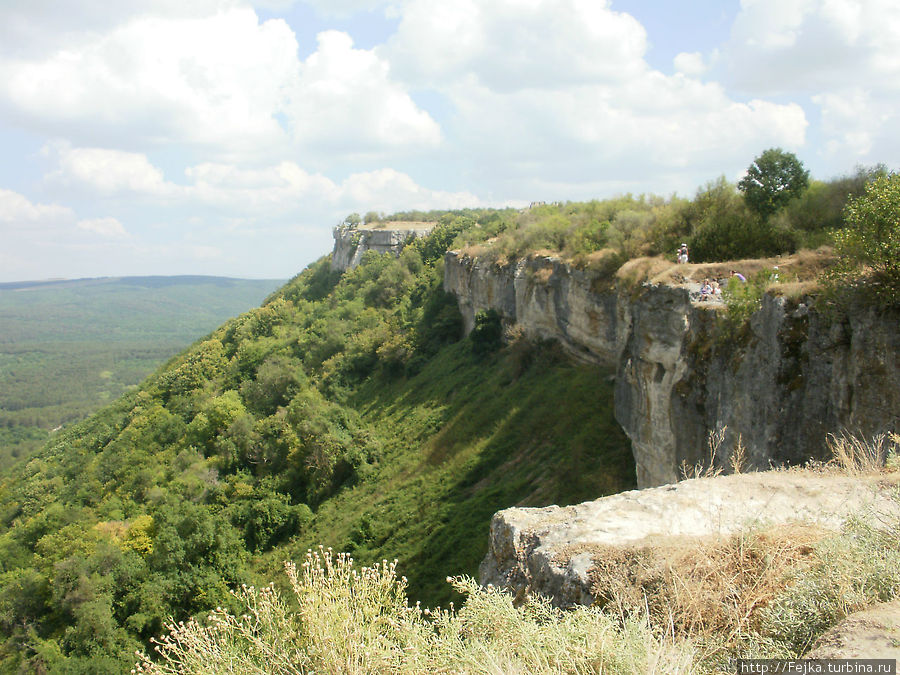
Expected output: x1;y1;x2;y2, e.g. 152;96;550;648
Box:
479;472;900;608
443;251;900;487
331;223;435;272
806;600;900;659
442;252;622;366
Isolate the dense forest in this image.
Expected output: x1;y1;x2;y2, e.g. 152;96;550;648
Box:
0;276;282;469
0;156;897;672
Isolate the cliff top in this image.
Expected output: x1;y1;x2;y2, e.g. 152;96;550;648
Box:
353;220;437;231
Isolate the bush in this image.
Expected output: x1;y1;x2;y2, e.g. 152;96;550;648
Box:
761;498;900;654
136;548;696;674
825;172;900;307
470;309;503;356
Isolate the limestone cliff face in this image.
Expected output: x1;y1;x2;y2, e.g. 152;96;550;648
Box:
331;223;435;272
443;251;900;487
442;251;623;366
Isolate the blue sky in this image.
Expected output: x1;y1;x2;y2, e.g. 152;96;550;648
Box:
1;0;897;281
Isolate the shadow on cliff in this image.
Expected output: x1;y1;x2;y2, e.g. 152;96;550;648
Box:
345;339;636;604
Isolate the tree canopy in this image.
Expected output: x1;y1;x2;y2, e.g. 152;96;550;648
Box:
829;172;900;305
738;148;809;220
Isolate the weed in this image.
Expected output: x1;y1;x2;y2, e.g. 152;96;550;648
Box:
137;547;699;674
827;431;898;474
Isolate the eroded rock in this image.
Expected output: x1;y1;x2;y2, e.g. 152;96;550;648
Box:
479;472;900;608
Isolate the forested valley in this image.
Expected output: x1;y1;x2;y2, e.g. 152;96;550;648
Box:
0;277;282;469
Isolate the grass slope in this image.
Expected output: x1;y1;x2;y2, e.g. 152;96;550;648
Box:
270;340;633;604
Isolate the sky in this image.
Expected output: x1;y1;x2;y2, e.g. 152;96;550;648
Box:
1;0;898;282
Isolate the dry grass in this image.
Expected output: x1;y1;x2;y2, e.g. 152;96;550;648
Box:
681;428;751;480
533;266;553;283
589;524;827;662
827;431;900;475
766;280;821;302
651;248;836;286
137;547;701;675
616;256;675;287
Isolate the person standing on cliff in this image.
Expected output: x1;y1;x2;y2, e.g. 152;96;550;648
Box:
677;243;689;264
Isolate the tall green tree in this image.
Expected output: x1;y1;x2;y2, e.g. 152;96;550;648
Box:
828;172;900;305
738;148;809;220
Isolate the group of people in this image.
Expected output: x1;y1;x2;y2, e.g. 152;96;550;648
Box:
699;278;720;302
699;271;748;302
675;245;755;302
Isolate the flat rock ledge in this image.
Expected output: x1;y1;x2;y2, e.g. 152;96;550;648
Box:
479;471;900;608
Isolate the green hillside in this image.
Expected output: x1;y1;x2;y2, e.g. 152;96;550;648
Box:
0;227;633;673
0;276;283;468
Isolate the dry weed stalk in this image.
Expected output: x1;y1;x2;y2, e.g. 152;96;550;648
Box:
681;428;726;480
827;431;895;474
730;434;746;474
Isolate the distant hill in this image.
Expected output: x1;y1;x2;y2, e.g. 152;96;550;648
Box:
0;275;284;467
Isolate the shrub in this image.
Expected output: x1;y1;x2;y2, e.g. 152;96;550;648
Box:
470;309;503;356
718;268;777;340
136;548;697;674
761;497;900;654
825;172;900;307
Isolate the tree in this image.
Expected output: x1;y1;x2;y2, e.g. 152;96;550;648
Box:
828;172;900;305
738;148;809;220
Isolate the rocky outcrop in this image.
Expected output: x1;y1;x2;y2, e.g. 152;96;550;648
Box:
442;252;623;366
331;223;435;272
616;289;900;486
806;600;900;658
443;251;900;487
479;472;900;608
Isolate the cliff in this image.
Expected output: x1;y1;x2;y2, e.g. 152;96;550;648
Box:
443;250;900;487
331;222;435;272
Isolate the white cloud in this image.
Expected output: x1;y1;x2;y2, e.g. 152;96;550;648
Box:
341;168;480;211
0;7;439;162
286;30;441;153
724;0;900;94
0;9;298;155
294;0;392;18
45;144;479;221
718;0;900;171
385;0;648;90
673;51;708;77
0;188;73;226
374;0;807;193
77;217;129;238
813;88;898;162
0;0;245;58
47;144;173;195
